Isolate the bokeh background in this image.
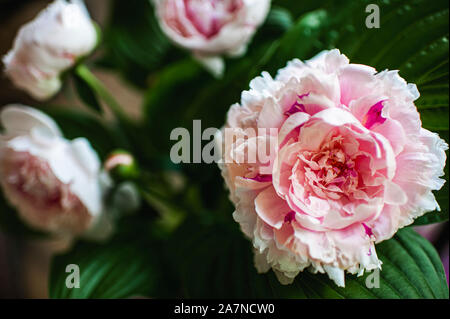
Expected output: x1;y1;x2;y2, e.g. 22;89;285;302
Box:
0;0;448;298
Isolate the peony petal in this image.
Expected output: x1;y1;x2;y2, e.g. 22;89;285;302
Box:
384;180;408;205
278;112;310;147
311;107;360;127
254;187;291;229
339;64;377;106
1;104;62;138
323;265;345;287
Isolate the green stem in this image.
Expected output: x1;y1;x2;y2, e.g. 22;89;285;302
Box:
75;63;129;122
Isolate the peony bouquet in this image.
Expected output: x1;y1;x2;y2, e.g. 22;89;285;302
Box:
0;0;448;300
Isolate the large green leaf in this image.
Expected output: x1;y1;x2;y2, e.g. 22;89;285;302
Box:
168;219;448;299
49;242;154;298
49;219;168;299
99;0;183;88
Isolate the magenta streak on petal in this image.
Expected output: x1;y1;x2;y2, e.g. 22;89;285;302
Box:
364;100;387;129
184;0;242;39
284;93;309;116
245;174;272;182
362;223;374;237
227;0;243;13
284;211;296;223
184;0;219;38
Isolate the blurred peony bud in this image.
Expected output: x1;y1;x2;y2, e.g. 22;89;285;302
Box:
104;150;139;182
2;0;98;100
0;105;110;238
153;0;271;77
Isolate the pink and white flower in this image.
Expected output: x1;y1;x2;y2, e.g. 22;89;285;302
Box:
0;105;111;238
153;0;271;76
217;49;448;286
3;0;97;100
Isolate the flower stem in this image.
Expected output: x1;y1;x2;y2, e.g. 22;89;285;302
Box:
74;63;129;122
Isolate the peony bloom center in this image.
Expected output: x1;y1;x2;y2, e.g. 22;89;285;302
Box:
297;136;359;202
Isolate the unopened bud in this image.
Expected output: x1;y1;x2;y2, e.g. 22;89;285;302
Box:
104;150;139;181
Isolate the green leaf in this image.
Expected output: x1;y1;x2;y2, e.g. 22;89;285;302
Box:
264;6;294;34
42;107;123;160
72;71;102;114
74;64;129;122
265;9;329;73
99;0;181;88
168;219;448;299
49;237;162;299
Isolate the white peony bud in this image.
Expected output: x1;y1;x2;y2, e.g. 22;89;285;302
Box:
153;0;271;77
3;0;98;100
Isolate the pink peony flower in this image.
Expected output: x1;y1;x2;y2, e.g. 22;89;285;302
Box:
0;105;111;238
3;0;97;100
217;49;448;286
153;0;271;76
